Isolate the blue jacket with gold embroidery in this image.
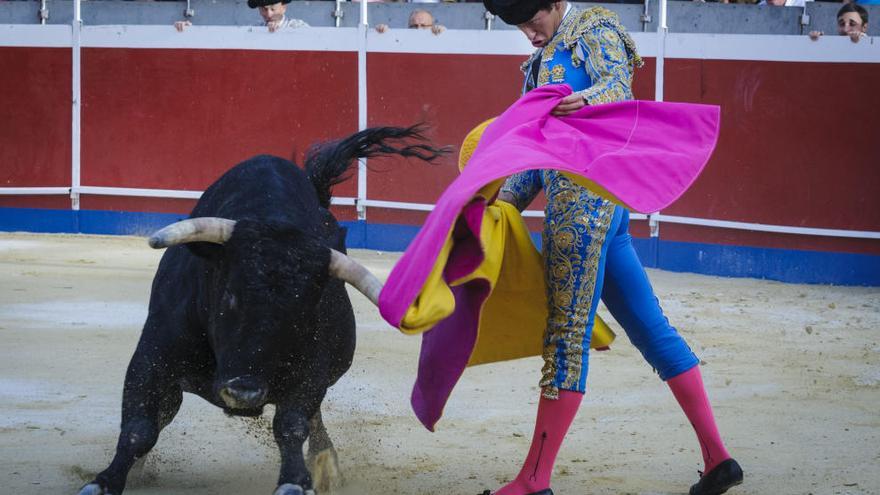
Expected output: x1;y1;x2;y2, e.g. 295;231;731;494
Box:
501;7;644;212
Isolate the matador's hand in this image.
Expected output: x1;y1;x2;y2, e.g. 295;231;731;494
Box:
551;93;587;117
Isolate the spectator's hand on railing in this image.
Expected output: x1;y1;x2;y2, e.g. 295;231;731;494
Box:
174;20;192;32
431;24;446;35
808;30;865;43
375;23;390;34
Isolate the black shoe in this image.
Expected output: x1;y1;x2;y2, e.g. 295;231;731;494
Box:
689;458;744;495
479;490;553;495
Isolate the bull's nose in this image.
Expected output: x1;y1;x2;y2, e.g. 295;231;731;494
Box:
218;376;268;410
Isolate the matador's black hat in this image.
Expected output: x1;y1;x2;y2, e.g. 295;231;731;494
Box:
248;0;292;8
483;0;556;26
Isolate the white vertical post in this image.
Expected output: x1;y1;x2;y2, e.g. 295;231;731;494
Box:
655;0;667;104
650;0;668;238
356;1;368;221
334;0;344;27
39;0;48;25
71;0;82;211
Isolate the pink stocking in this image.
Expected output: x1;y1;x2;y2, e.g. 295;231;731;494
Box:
667;365;730;473
494;390;583;495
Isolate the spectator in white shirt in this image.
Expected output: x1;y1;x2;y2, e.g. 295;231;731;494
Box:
175;0;309;33
758;0;810;7
809;3;869;43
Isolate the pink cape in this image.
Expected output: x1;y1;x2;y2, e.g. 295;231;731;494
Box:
378;84;720;431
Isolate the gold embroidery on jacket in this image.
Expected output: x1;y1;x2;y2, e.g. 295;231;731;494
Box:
550;64;566;83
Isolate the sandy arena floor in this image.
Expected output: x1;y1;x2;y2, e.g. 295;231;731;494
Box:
0;232;878;495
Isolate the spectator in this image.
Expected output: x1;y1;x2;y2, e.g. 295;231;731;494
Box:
175;0;309;33
375;9;446;35
809;3;869;42
759;0;810;7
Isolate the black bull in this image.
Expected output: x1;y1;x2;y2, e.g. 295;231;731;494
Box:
78;126;446;495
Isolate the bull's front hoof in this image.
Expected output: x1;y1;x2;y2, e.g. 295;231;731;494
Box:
308;447;344;493
273;484;315;495
77;483;107;495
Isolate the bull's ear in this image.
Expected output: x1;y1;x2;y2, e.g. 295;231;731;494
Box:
186;241;224;261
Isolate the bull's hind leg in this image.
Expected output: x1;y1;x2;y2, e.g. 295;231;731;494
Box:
307;407;344;493
77;349;183;495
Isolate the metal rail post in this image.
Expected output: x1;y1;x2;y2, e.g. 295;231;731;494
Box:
484;10;495;31
71;0;82;211
39;0;48;25
333;0;344;28
356;0;368;220
651;0;668;238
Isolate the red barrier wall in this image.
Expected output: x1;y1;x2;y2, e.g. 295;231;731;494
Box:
366;52;524;226
1;41;877;255
0;47;71;210
662;59;880;254
78;48;358;215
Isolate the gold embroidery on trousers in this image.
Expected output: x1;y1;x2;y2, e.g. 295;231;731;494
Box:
540;173;616;396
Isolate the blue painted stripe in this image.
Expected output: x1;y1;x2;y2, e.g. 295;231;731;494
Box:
2;207;878;286
341;221;421;252
0;207;186;236
78;210;189;237
0;207;79;233
649;240;880;287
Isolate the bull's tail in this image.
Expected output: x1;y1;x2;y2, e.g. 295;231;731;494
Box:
304;125;450;208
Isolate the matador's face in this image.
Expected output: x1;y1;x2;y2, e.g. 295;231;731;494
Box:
516;2;565;49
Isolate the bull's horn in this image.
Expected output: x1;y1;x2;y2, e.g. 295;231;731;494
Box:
148;217;237;249
328;249;382;306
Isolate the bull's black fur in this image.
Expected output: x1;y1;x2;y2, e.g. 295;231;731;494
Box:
78;127;447;495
